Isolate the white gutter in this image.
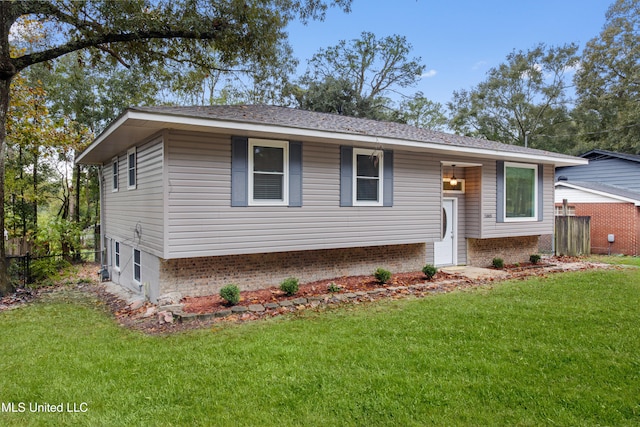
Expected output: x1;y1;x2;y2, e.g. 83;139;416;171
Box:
555;182;640;206
77;110;588;167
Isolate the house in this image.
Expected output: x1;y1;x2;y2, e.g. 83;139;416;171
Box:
555;149;640;255
76;105;585;302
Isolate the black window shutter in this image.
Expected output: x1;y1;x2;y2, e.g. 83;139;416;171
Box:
231;136;248;207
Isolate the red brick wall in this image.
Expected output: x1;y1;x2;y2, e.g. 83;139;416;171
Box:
466;236;539;267
158;243;427;297
556;202;640;255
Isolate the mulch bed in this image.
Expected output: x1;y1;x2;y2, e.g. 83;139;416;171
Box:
181;271;450;315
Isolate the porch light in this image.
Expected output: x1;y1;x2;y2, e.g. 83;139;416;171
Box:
449;165;458;187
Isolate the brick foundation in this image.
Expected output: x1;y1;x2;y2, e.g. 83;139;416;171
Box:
158;243;427;297
467;236;539;267
556;202;640;255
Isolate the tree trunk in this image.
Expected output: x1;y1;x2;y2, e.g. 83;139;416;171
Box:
0;78;11;294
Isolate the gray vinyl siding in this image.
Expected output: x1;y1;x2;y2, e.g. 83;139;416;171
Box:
482;161;554;238
103;135;164;257
556;158;640;192
464;166;482;238
165;130;441;259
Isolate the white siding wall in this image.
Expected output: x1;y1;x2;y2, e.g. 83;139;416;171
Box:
555;186;623;204
104;135;164;257
166;130;441;258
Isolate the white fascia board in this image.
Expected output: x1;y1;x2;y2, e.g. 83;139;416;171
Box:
79;110;588;167
75;111;132;164
555;182;640;206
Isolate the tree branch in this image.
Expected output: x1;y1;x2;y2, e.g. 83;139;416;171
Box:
12;25;227;73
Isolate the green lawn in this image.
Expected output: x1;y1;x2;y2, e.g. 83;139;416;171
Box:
1;267;639;426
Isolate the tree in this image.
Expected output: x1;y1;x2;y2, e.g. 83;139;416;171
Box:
574;0;640;153
291;31;425;119
448;43;580;150
399;92;448;131
0;0;352;294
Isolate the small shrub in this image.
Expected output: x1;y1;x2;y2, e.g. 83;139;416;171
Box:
219;284;241;306
422;264;438;280
327;282;341;293
374;267;392;284
280;277;299;296
492;257;504;269
530;254;541;264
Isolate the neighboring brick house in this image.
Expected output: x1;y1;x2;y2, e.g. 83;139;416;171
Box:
556;150;640;256
76;105;585;302
555;181;640;255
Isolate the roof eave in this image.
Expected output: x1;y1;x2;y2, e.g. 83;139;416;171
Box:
76;109;588;167
555;182;640;206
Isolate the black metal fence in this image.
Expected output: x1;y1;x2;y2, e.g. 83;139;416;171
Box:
6;251;100;288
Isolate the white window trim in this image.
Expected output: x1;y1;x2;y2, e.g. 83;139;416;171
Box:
113;241;120;271
127;147;137;190
248;138;289;206
133;249;141;284
353;148;383;206
112;157;119;192
504;162;538;222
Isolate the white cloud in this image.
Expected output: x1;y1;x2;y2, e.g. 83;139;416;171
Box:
421;69;437;78
472;61;488;70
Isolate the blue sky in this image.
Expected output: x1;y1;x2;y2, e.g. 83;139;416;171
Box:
286;0;612;106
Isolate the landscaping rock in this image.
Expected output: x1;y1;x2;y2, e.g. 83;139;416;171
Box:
157;292;182;306
279;300;294;307
157;311;174;324
142;306;157;318
128;299;144;310
231;306;248;313
292;297;308;305
248;304;265;312
158;304;183;314
264;303;280;309
214;310;232;318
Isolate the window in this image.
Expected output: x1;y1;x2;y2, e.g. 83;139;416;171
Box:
133;249;141;283
112;157;119;192
353;148;383;206
127;147;136;189
114;241;120;270
504;162;538;221
248;139;288;205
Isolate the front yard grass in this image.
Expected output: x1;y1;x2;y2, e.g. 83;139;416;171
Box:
1;267;639;426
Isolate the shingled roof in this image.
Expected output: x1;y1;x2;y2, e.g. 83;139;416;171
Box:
77;104;586;166
131;104;577;160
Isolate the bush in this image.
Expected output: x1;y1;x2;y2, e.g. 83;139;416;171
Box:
327;282;341;293
219;284;241;306
280;277;299;296
492;257;504;269
530;254;541;264
30;257;71;284
422;264;438;280
374;267;392;284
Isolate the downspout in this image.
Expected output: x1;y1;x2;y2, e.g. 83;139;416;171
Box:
98;166;106;271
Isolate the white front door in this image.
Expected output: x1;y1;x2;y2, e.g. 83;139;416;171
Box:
434;198;457;266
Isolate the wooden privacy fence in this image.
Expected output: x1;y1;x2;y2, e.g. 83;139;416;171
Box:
555;216;591;256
